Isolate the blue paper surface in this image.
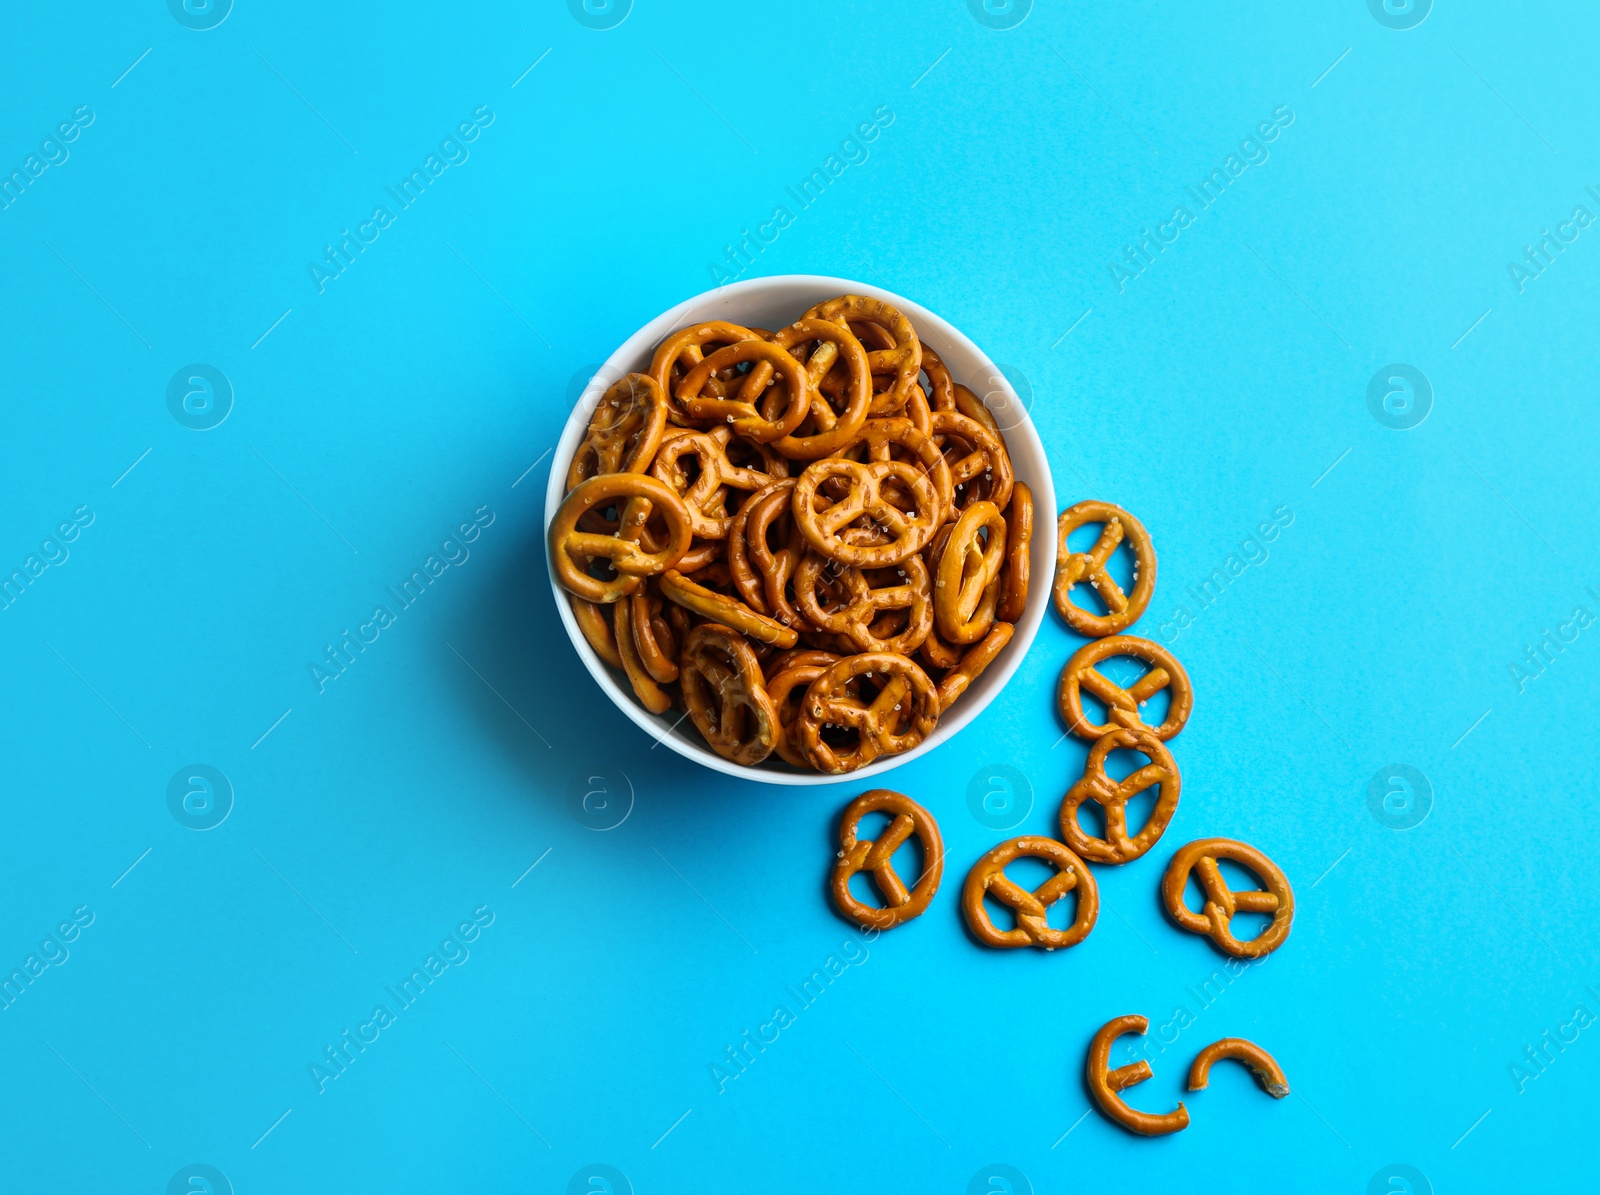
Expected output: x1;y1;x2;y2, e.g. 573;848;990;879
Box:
2;2;1596;1191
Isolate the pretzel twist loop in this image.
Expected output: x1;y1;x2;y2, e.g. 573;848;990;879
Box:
828;789;944;930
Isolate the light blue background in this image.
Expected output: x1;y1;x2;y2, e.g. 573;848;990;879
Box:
2;2;1596;1191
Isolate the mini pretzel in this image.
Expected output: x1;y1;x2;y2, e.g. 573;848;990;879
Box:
1059;728;1181;865
743;319;874;460
1086;1016;1190;1137
961;836;1098;950
648;320;757;424
794;553;932;656
728;480;810;630
766;653;840;768
996;481;1032;623
613;587;673;714
565;373;669;491
931;410;1013;515
829;789;943;930
920;344;955;411
651;425;780;539
792;456;940;569
934;500;1006;646
628;581;682;684
805;295;922;411
795;652;939;775
1161;838;1294;958
678;624;780;766
936;621;1013;711
850;417;954;525
1057;635;1193;741
549;474;693;603
570;597;622;670
676;339;811;443
1187;1039;1289;1098
1054;500;1157;637
659;569;800;648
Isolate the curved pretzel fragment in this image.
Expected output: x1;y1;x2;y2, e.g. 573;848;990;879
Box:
1086;1015;1190;1137
1187;1038;1289;1098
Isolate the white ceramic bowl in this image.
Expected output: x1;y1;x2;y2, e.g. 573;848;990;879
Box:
545;275;1057;786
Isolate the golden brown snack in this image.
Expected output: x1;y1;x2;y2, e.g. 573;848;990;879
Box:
650;425;782;541
570;596;622;670
919;343;955;411
565;373;669;491
1053;500;1156;637
961;835;1097;950
614;588;673;715
675;339;811;443
936;621;1013;711
951;381;1001;437
762;319;874;459
793;553;933;656
549;474;693;603
1057;635;1192;742
658;568;800;648
648;320;757;424
795;652;940;775
1161;837;1294;958
628;582;681;684
1086;1015;1191;1137
996;481;1032;623
804;294;922;411
934;500;1006;646
828;789;943;930
766;654;840;767
678;624;780;766
931;410;1012;515
1187;1038;1289;1097
1059;728;1180;864
791;455;941;569
728;479;808;627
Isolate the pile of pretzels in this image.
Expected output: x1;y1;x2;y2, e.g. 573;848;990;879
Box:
549;295;1030;774
825;499;1297;1137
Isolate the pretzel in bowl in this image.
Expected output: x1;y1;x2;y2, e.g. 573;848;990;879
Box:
675;339;812;443
931;410;1012;516
728;479;809;629
765;650;840;768
996;481;1033;623
793;552;933;655
565;373;669;491
792;454;941;569
934;499;1006;646
794;652;940;775
550;294;1029;773
549;474;694;603
678;624;781;766
648;320;757;424
805;294;922;413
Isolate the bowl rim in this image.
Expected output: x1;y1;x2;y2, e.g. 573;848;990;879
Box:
543;273;1057;786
